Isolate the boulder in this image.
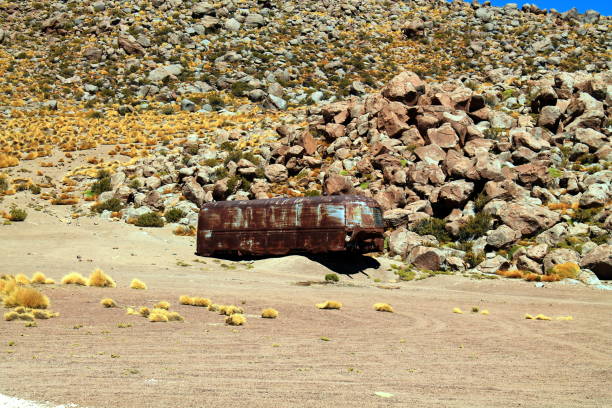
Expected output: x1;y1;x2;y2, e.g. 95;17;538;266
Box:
543;248;581;273
381;71;424;105
264;164;288;183
498;202;560;236
486;225;521;248
181;177;205;207
408;246;443;271
323;175;355;195
580;245;612;280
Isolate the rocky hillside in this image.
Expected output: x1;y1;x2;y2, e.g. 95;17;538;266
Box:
0;0;610;113
0;1;610;284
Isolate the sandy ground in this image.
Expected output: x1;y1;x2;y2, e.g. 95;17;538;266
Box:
1;152;612;408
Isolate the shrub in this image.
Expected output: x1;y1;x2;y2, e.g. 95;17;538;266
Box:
3;287;49;309
9;207;27;221
261;308;279;319
15;274;31;284
0;176;7;192
29;184;41;194
30;272;47;284
90;173;112;195
191;297;211;307
164;208;185;223
324;273;339;283
572;206;603;223
130;278;147;290
101;298;117;308
93;198;124;213
316;301;342;310
230;81;253;97
548;262;580;279
87;268;116;288
61;272;87;285
465;250;485;268
225;313;246;326
4;311;19;321
154;301;170;310
456;213;493;241
412;217;450;242
373;303;394;313
452;307;463;314
138;307;150;317
220;305;243;316
134;212;164;227
179;295;192;305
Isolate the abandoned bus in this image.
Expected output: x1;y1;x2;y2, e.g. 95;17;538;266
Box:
196;195;384;257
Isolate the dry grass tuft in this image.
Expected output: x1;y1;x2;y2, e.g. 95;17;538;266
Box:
87;268;116;288
523;273;541;282
208;303;220;312
191;297;211;307
167;312;184;322
4;311;19;321
32;309;58;319
138;307;150;317
61;272;87;285
18;312;35;321
496;270;524;279
179;295;193;305
261;308;279;319
14;306;27;314
154;301;170;310
130;278;147;290
541;274;561;282
535;314;552;321
101;298;117;308
549;263;580;279
15;274;31;285
1;278;16;295
44;278;55;284
316;301;342;310
31;272;48;284
221;305;243;316
481;310;490;315
149;311;169;322
524;313;534;319
453;307;463;314
373;303;394;313
556;315;573;321
126;307;137;315
3;287;49;309
225;313;246;326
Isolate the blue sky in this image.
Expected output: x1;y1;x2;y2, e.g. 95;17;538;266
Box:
450;0;611;15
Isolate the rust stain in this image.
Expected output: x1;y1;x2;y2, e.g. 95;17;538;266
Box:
196;195;384;257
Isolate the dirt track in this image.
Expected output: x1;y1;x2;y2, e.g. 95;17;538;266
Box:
1;203;612;407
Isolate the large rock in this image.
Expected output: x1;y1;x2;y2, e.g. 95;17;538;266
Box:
148;64;183;82
543;248;581;273
487;225;521;248
408;246;443;271
388;228;437;258
436;180;474;206
498;203;560;236
579;183;610;208
477;255;511;274
181;177;205;207
581;245;612;280
381;71;424;105
323;175;355;195
264;164;288;183
427;123;458;148
118;37;145;56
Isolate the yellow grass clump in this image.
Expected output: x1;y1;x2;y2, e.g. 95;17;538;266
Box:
149;311;169;322
61;272;87;285
101;298;117;308
155;301;170;310
44;278;55;284
535;314;552;321
31;272;48;284
3;286;49;309
524;313;534;319
316;301;342;310
549;263;580;280
191;297;211;307
453;307;463;314
138;307;150;317
15;274;31;285
167;311;184;322
496;270;524;279
32;309;57;319
221;305;243;316
373;303;394;313
4;311;19;321
208;303;220;312
14;306;27;314
18;312;35;321
557;316;573;321
179;295;193;305
261;308;279;319
130;278;147;290
126;307;137;315
87;268;116;288
226;313;246;326
481;310;490;315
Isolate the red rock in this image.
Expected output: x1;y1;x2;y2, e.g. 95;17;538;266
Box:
426;123;459;148
414;144;446;163
323;174;355;195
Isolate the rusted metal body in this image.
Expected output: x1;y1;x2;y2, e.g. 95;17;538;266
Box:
196;195;384;257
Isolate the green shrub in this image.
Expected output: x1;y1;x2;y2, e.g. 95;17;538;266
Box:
9;206;27;221
134;212;164;228
29;184;41;194
0;177;7;192
456;213;492;241
395;268;416;281
473;192;490;212
93;198;124;213
90;170;112;196
164;208;185;223
230;82;253;98
572;206;603;223
465;250;485;268
324;273;339;283
412;217;450;242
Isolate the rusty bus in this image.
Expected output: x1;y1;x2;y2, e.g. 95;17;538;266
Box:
196;195;384;257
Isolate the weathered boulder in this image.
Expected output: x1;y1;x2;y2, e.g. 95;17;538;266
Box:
381;71;424;105
580;245;612;280
264;164;288;183
182;177;205;207
323;174;354;195
486;225;521;248
498;203;560;236
408;246;443;271
543;248;581;273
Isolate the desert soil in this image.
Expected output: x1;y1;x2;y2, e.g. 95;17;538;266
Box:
1;201;611;408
